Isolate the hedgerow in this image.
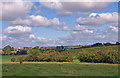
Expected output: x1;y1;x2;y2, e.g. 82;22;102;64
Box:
18;46;120;63
19;50;73;62
76;46;120;64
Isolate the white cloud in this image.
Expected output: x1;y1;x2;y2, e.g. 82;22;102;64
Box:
76;12;118;26
0;36;7;41
2;25;118;47
3;25;31;36
95;35;106;39
75;25;85;30
58;25;118;45
29;34;36;39
30;15;61;26
39;0;117;2
11;15;70;31
0;0;33;21
37;37;52;43
29;34;53;44
11;15;61;26
2;34;56;47
85;29;94;33
40;1;110;16
109;26;118;32
2;27;56;47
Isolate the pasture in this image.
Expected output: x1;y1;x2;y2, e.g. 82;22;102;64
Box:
62;45;118;55
1;45;119;76
2;55;19;63
2;62;118;76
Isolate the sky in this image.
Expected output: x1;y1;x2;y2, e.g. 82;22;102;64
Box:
0;0;119;48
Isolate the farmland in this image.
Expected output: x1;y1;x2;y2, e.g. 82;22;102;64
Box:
2;62;118;76
1;45;119;76
62;45;118;55
2;55;19;63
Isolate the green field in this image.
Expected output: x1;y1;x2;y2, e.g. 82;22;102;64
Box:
2;55;19;63
62;45;118;55
2;62;118;76
2;45;119;76
2;55;119;76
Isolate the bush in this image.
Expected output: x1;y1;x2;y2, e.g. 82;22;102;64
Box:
16;50;27;55
11;57;16;62
19;50;73;62
77;47;120;64
73;56;80;63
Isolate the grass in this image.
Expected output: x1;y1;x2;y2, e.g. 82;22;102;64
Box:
2;62;118;76
2;55;19;63
1;45;119;76
62;45;118;55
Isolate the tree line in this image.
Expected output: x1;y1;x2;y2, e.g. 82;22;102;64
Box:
2;42;120;55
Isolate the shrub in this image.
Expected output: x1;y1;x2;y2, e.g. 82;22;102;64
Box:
20;50;73;62
77;47;120;64
11;57;16;62
73;56;80;63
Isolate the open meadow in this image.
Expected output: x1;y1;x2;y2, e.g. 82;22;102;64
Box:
2;45;119;76
2;62;118;76
1;1;119;77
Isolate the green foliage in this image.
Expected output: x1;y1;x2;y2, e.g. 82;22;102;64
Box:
73;59;80;63
77;46;120;64
116;42;120;45
3;45;11;54
19;49;41;61
32;46;40;49
73;56;80;63
103;43;112;46
11;57;16;62
91;43;103;47
24;47;30;50
19;50;73;62
17;50;27;55
81;45;91;48
56;46;65;52
11;47;14;51
17;45;119;64
27;49;41;61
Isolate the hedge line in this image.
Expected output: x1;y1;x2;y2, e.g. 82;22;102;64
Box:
18;46;120;64
76;47;120;64
19;50;73;62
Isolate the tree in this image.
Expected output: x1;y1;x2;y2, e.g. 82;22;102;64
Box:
103;43;112;46
11;57;16;62
16;50;27;55
3;45;11;54
61;45;65;50
20;50;27;55
24;47;30;50
56;46;65;52
91;43;103;47
28;49;41;61
116;42;120;45
33;46;40;49
11;47;14;51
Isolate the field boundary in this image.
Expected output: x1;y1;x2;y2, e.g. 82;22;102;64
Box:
1;62;119;65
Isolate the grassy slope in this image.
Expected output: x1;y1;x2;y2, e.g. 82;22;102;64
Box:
2;63;118;76
62;45;118;55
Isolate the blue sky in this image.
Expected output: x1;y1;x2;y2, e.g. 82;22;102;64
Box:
1;1;118;48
